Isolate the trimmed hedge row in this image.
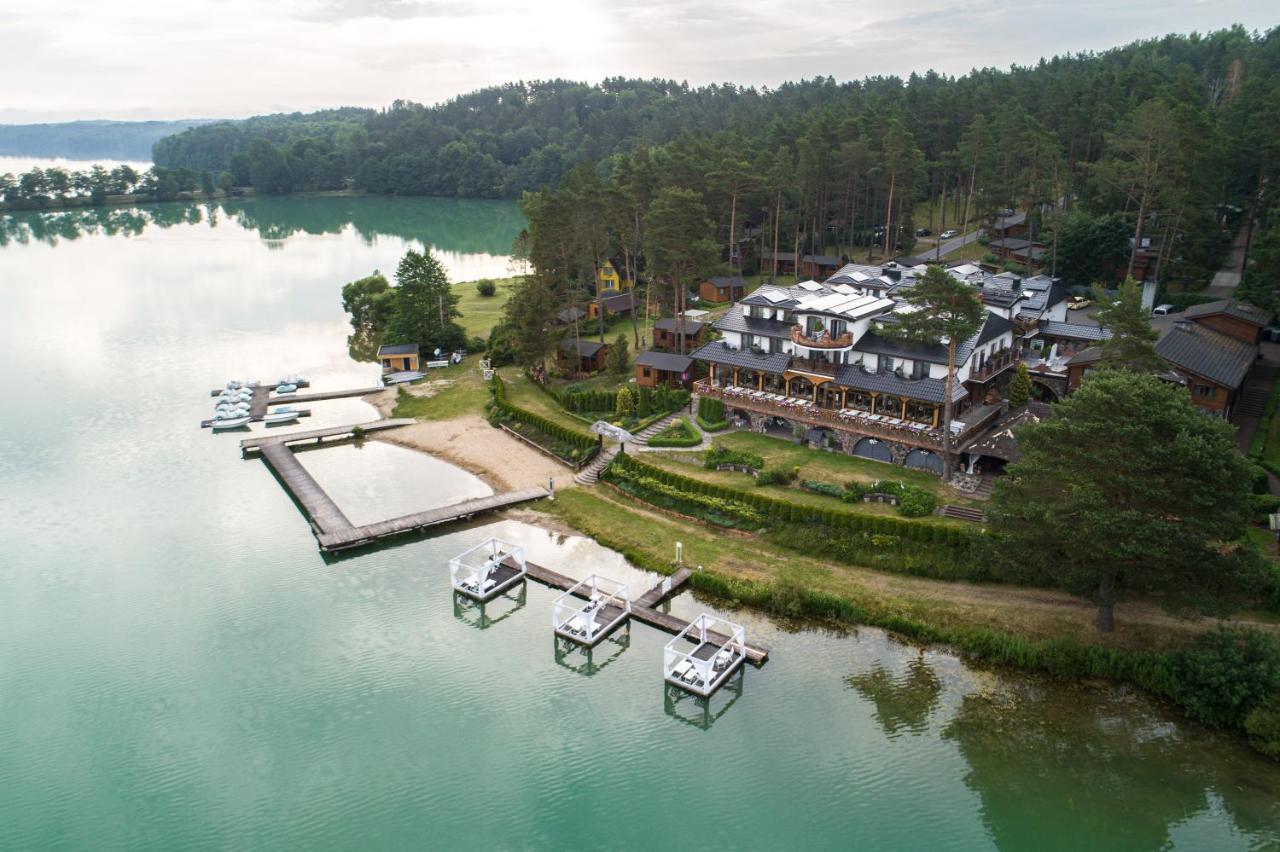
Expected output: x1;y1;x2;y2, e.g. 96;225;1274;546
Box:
490;375;597;461
610;452;969;546
704;444;763;471
1248;375;1280;476
648;417;703;448
697;396;728;431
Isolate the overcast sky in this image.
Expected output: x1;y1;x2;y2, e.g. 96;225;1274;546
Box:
1;0;1275;123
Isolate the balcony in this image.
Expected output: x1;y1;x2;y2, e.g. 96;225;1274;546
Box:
697;379;946;449
791;325;854;350
969;349;1018;382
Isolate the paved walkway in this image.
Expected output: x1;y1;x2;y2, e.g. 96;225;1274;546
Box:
932;228;983;258
1206;221;1251;299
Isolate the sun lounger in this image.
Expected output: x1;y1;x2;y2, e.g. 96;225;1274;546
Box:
671;659;693;680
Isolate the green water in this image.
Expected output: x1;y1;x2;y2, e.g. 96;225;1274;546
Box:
1;196;1278;850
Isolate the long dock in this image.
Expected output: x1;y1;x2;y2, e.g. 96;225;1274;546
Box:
523;562;768;663
242;419;550;551
202;383;383;428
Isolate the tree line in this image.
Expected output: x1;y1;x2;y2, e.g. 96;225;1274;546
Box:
0;163;224;208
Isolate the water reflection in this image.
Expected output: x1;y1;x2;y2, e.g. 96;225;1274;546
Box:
0;194;527;260
663;668;746;730
941;682;1280;850
844;652;942;737
452;583;528;629
553;625;632;676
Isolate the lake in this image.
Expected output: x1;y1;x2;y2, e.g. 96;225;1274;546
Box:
0;195;1277;850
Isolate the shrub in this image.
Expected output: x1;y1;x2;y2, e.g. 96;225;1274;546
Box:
615;385;636;419
802;480;844;498
475;279;497;297
1245;696;1280;759
1250;493;1280;523
605;334;630;375
756;466;798;486
647;417;702;448
704;444;763;471
1164;626;1280;728
696;393;729;431
899;488;937;517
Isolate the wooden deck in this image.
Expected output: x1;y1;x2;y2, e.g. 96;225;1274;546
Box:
243;419;550;551
523;562;768;663
240;419;414;453
202;383;382;428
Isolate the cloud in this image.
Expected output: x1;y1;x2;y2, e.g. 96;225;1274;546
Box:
0;0;1274;123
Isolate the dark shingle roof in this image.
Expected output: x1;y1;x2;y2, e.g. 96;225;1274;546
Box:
1182;299;1273;327
706;276;747;290
804;254;843;266
690;341;791;374
377;343;419;356
714;309;795;339
635;350;693;372
833;364;968;404
861;311;1012;367
1156;322;1256;389
1037;321;1113;342
595;292;636;312
961;401;1053;462
560;338;606;358
989;237;1034;251
992;211;1026;230
654;318;705;335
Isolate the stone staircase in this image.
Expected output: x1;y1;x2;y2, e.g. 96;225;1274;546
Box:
969;475;996;501
573;444;619;485
632;412;681;446
938;505;987;524
1236;364;1277;418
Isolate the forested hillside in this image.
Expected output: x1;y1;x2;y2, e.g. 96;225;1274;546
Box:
0;119;216;161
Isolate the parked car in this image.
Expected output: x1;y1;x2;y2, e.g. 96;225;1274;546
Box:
939;229;958;239
915;228;932;237
1152;304;1176;316
1263;324;1280;343
1067;296;1093;311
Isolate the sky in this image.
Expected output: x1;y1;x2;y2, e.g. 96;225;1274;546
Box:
0;0;1275;123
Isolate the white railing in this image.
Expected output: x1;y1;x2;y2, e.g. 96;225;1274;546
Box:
663;613;746;696
449;538;525;599
552;574;631;643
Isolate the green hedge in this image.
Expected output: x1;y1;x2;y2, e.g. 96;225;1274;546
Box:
697;397;728;431
647;417;703;448
490;375;597;463
1248;376;1280;462
609;452;970;547
704;444;763;471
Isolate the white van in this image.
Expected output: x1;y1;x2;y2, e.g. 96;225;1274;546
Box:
1152;304;1176;316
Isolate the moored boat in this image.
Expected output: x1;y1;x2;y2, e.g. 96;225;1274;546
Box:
211;415;251;430
263;408;300;424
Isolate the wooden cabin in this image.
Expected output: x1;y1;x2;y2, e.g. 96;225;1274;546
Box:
988;212;1027;240
594;259;631;295
377;342;420;373
558;338;609;374
636;350;694;389
700;276;747;304
802;254;844;279
760;249;798;275
653;318;706;353
586;292;638;322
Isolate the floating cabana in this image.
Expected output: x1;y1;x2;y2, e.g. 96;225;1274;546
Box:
663;613;747;697
551;574;631;647
449;539;526;602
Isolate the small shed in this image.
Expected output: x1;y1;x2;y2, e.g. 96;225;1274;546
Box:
377;342;420;374
586;292;638;321
699;276;747;304
636;350;694;389
559;338;609;374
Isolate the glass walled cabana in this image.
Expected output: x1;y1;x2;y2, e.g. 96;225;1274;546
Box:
449;538;527;602
552;574;631;647
663;613;747;698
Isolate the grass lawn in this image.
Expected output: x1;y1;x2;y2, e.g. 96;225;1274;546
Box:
391;358;489;420
637;449;966;524
453;275;521;340
703;431;978;506
536;486;1219;651
499;368;595;433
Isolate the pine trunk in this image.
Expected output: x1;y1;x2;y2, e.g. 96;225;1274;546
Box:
883;171;896;258
1096;573;1117;633
943;337;956;480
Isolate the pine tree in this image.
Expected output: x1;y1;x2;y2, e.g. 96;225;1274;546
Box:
1007;362;1032;408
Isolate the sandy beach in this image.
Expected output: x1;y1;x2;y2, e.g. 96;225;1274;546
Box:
374;414;575;492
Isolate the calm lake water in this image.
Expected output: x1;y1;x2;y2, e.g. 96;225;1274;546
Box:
1;196;1278;850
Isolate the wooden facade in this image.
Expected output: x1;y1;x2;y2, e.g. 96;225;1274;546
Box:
699;276;747;304
377;343;420;373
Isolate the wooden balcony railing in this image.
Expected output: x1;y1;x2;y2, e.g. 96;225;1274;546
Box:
697;380;947;449
970;350;1017;382
791;325;854;349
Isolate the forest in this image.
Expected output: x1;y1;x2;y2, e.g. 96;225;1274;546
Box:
148;27;1278;308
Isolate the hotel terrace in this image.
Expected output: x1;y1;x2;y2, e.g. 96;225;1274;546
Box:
692;264;1025;474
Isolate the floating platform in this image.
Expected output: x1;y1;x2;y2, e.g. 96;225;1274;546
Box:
551;575;630;647
663;614;748;697
242;423;552;552
451;539;527;602
202;383;383;428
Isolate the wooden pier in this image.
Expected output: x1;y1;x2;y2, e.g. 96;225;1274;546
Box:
523;562;768;663
202;383;383;428
243;420;550;551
